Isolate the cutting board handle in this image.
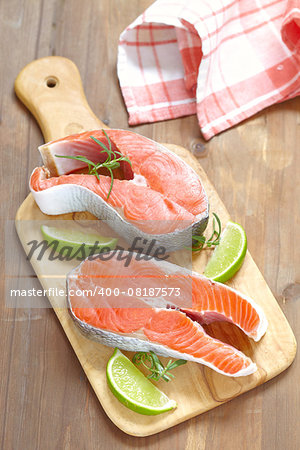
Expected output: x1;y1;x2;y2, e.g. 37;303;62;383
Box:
15;56;106;142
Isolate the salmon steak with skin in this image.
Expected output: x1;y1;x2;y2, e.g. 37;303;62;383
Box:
67;251;268;377
30;129;209;250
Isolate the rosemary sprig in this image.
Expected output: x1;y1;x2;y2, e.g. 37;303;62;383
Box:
132;351;187;382
190;212;222;252
55;129;132;200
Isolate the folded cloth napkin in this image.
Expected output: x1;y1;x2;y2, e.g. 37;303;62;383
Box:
117;0;300;140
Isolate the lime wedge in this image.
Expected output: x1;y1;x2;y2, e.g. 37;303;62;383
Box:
41;225;118;257
204;221;247;283
106;349;177;415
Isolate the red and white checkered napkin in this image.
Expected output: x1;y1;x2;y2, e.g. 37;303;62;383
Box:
117;0;300;140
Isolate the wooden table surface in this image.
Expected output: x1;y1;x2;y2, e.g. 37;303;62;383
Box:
0;1;299;449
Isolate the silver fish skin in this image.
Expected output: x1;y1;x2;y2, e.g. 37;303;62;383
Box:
30;131;209;252
30;180;208;252
68;308;257;377
66;251;268;377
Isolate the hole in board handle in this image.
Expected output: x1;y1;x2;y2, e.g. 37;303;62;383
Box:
46;77;58;88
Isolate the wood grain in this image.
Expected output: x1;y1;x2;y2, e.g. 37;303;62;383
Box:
0;0;299;448
15;151;296;436
15;57;105;142
13;54;297;436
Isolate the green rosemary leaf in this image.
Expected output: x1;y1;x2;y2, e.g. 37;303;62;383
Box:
89;135;110;153
167;359;187;370
107;167;114;200
54;130;132;200
103;129;112;153
185;213;222;252
132;351;187;382
55;154;97;168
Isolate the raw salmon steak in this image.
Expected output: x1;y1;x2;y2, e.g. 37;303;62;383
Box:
67;251;268;377
29;129;209;251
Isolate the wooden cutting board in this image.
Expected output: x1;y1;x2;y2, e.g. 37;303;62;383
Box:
14;56;296;437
